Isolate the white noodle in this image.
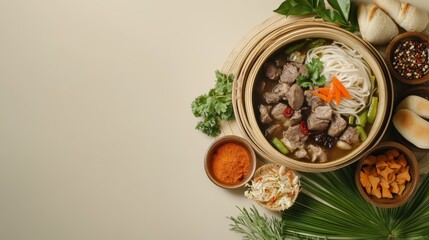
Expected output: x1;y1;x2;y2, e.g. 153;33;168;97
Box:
305;42;371;118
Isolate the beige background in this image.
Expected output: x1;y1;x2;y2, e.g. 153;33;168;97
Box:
0;0;428;239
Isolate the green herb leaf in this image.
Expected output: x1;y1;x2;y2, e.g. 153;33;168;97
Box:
314;74;326;86
327;0;350;21
191;70;234;137
274;0;359;32
228;206;285;240
348;0;359;30
296;75;313;88
286;4;314;15
312;0;326;9
274;0;300;15
297;57;326;88
195;115;220;137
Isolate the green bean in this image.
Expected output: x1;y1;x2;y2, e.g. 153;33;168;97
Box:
367;96;378;124
356;110;368;128
356;126;367;142
370;75;376;92
348;115;355;125
285;41;307;55
305;39;326;49
272;138;289;155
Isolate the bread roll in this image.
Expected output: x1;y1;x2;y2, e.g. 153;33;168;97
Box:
393;109;429;149
358;3;399;45
373;0;429;32
397;95;429;119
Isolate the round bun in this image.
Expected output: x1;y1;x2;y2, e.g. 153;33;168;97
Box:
397;3;429;32
393;109;429;149
373;0;429;32
358;3;399;45
396;95;429;119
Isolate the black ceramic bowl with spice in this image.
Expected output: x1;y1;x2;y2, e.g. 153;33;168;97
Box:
204;135;257;189
386;32;429;85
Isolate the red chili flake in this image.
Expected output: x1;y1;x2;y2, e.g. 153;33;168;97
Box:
269;196;277;205
283;106;294;118
300;121;309;136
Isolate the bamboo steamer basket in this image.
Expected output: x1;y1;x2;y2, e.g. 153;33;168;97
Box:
230;17;393;172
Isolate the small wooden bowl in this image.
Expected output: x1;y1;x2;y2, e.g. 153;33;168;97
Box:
204;135;256;189
385;32;429;85
354;142;420;208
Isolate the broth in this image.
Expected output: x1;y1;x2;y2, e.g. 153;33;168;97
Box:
253;38;376;163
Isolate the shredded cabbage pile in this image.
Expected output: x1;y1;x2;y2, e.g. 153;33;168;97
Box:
244;166;300;210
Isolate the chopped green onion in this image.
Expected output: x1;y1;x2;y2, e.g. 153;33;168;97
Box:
305;39;326;49
356;110;368;128
370;75;376;91
356;126;367;142
348;115;355;125
367;96;378;124
285;41;307;55
272;138;289;155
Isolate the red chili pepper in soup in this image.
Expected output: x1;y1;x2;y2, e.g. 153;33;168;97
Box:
283;106;294;118
300;121;309;135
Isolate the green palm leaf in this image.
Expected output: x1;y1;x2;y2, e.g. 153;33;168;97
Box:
284;165;429;239
229;164;429;239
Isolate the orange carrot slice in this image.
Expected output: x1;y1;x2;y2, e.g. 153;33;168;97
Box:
334;84;341;105
327;85;334;103
309;90;329;102
317;87;331;96
332;77;351;99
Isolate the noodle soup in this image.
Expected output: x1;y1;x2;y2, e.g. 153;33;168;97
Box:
253;38;378;163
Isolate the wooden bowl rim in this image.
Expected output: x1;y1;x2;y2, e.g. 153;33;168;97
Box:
354;141;420;208
385;32;429;85
204;135;257;189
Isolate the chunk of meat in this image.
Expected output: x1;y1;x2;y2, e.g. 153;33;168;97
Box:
271;103;287;121
286;84;305;110
280;62;307;84
307;105;333;132
272;83;290;100
304;90;326;111
282;125;308;152
328;114;347;137
290;110;302;126
264;62;282;80
306;144;328;163
339;126;361;146
259;105;273;124
295;148;309;159
264;92;280;104
265;124;282;137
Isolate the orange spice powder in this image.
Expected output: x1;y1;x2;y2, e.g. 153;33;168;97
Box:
211;142;251;185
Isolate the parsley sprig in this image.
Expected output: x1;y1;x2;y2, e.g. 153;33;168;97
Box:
191;70;234;137
297;57;327;88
